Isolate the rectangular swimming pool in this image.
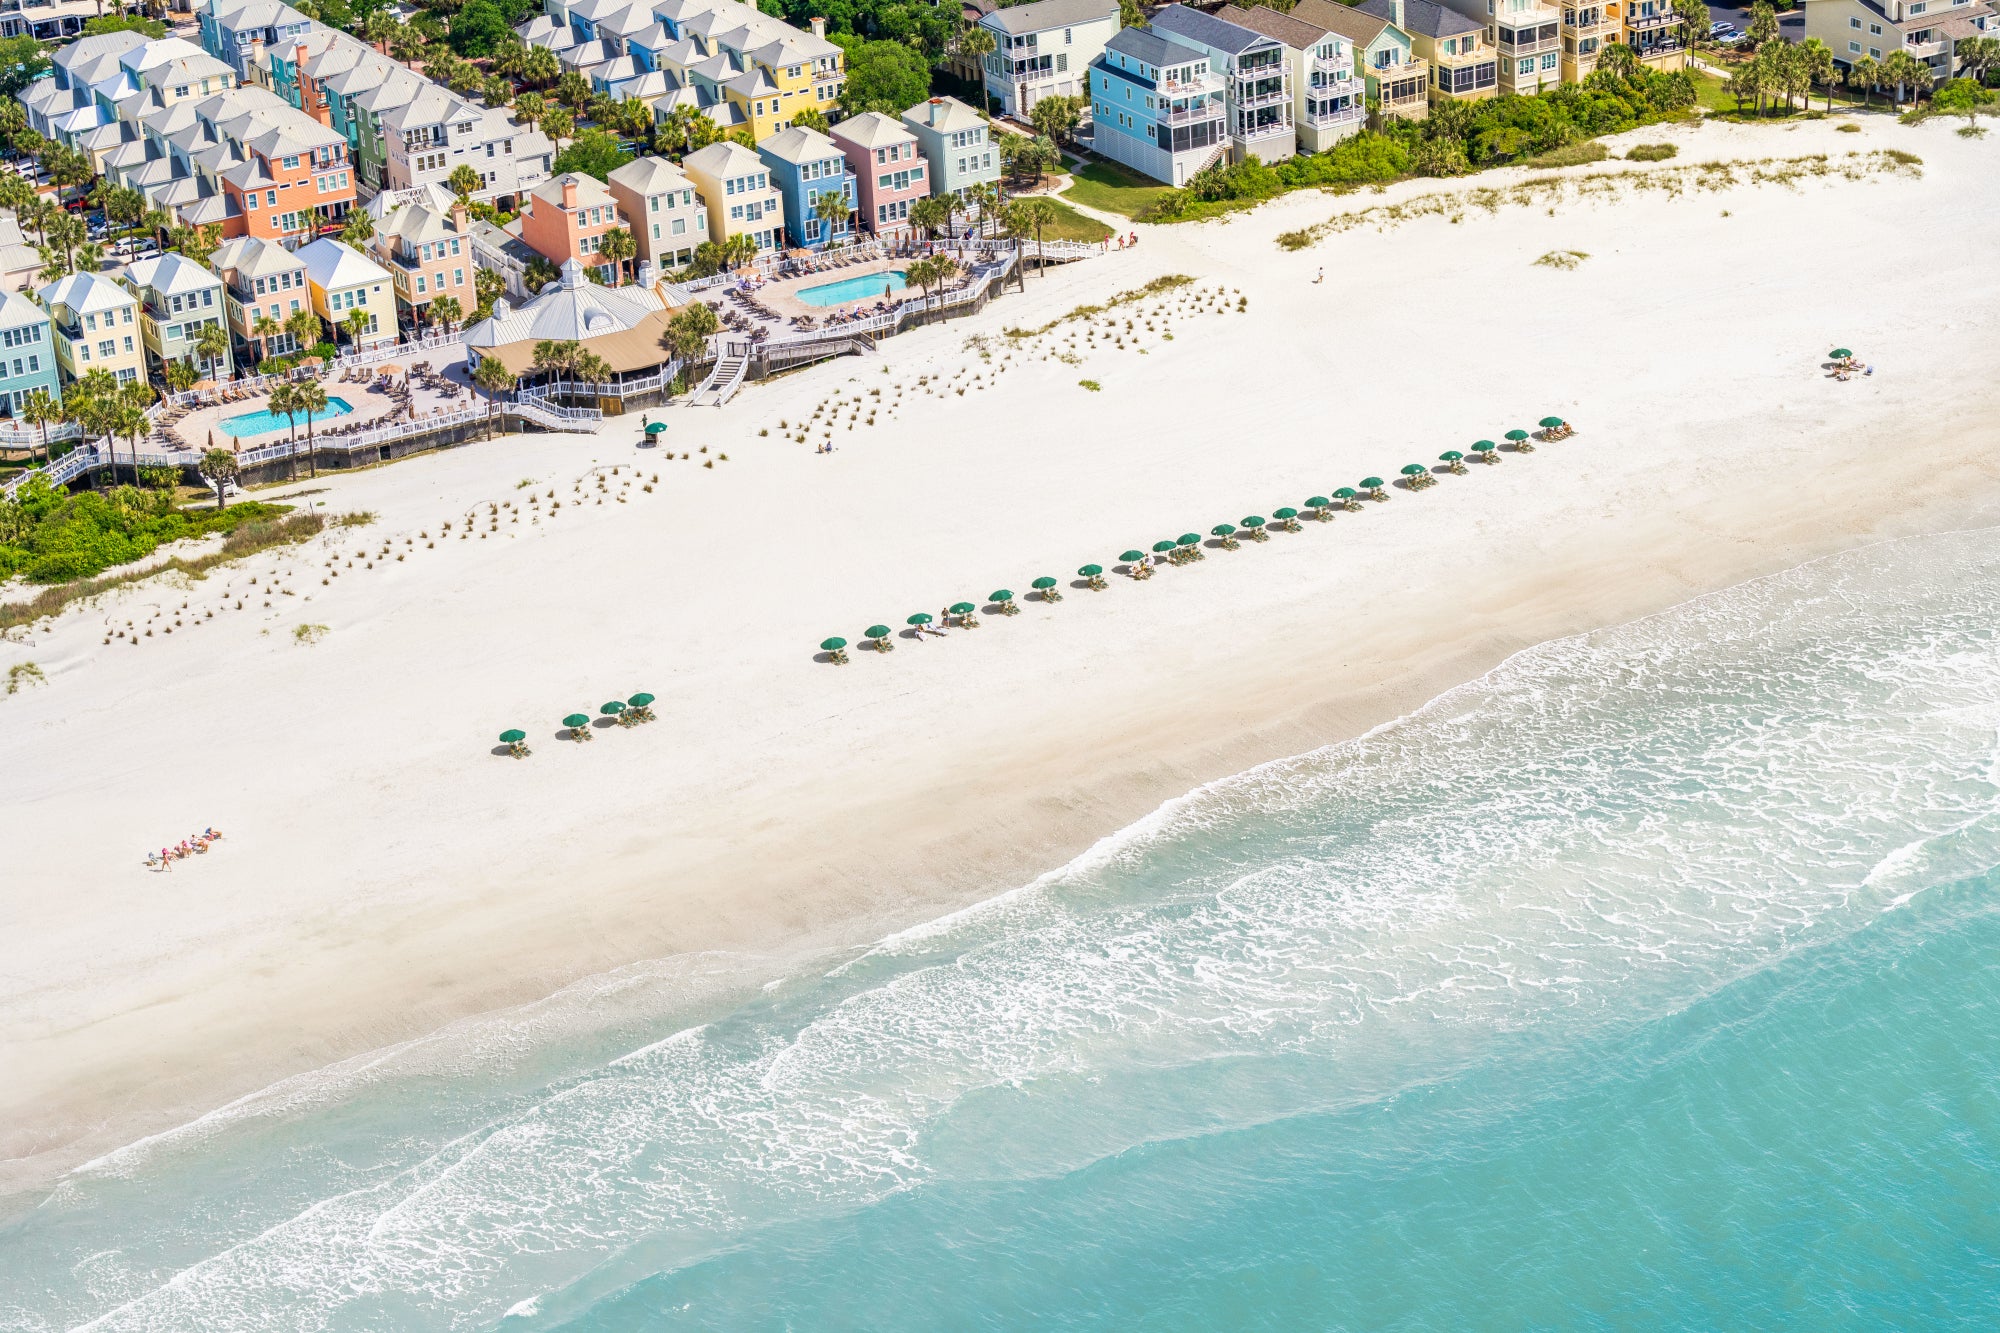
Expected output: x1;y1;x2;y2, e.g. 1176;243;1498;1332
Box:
219;396;355;440
796;270;907;308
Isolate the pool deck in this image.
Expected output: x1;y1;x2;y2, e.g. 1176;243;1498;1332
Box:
751;258;911;326
169;362;477;454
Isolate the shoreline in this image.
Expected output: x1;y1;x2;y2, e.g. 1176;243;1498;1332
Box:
4;116;1998;1205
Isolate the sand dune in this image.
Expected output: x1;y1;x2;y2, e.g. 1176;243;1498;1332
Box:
4;116;1998;1200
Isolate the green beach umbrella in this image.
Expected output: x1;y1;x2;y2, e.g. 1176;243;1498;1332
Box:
499;728;526;744
1472;440;1496;453
1538;416;1564;429
1505;429;1530;442
628;693;654;708
1401;464;1427;478
1079;563;1103;577
1273;507;1298;520
820;637;847;651
600;700;626;715
1332;487;1357;499
949;601;976;615
645;421;669;434
1360;477;1383;490
907;612;933;625
1120;549;1146;563
1211;523;1236;537
563;713;590;729
866;624;892;640
1439;451;1463;462
990;589;1013;603
1241;515;1266;528
1305;496;1329;509
1830;348;1852;359
1177;533;1201;547
1032;577;1058;591
1152;540;1177;555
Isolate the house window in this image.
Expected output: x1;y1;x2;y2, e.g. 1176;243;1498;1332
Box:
1849;15;1861;25
1849;39;1861;49
1869;21;1882;31
1869;44;1881;54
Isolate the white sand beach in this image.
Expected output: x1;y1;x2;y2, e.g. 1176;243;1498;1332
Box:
5;116;1999;1199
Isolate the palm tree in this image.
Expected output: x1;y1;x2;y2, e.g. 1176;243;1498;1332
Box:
720;232;758;270
198;447;238;509
448;164;482;201
252;312;282;363
1596;42;1639;79
524;256;560;293
964;180;999;238
1844;54;1880;105
664;302;718;362
286;307;323;358
521;45;559;89
572;350;612;394
471;355;515;438
164;357;200;393
813;188;851;246
292;379;328;478
909;194;950;243
428;294;462;335
361;8;394;51
904;254;958;315
342;308;372;348
1879;49;1931;105
1673;0;1709;55
597;226;636;282
267;381;302;479
74;242;103;273
532;338;580;399
1746;0;1779;47
117;403;149;477
70;370;117;486
1798;38;1837;110
339;209;375;248
1004;197;1059;275
194;323;231;383
20;387;61;465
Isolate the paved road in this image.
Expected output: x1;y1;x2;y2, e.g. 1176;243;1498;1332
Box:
1703;0;1807;38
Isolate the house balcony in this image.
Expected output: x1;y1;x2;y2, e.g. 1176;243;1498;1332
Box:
1311;52;1355;76
1624;9;1679;32
1163;101;1227;125
1564;8;1621;37
1902;32;1944;54
1372;56;1431;100
1303;101;1364;127
1234;81;1291;109
1237;114;1293;143
1161;69;1225;97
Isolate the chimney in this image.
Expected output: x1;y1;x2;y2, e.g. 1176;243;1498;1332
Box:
561;177;579;209
810;15;825;37
451;200;468;232
1391;0;1404;26
637;259;656;288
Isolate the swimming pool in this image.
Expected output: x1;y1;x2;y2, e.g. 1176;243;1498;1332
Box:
219;396;355;440
796;269;907;307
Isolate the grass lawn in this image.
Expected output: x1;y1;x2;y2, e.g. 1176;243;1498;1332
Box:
1061;160;1173;219
1037;196;1114;243
1692;70;1863;117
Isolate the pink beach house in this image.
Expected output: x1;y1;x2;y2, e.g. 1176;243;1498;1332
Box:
829;111;929;237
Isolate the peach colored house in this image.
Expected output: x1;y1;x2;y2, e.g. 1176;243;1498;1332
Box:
369;185;479;334
516;172;629;284
828;111;930;237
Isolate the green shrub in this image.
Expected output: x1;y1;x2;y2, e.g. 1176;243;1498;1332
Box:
1524;140;1610;168
0;476;291;584
1625;142;1678;160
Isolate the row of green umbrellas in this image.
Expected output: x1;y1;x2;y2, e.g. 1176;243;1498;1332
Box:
498;693;655;750
820;422;1574;661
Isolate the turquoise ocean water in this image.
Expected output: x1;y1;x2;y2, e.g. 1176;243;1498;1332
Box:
7;527;2000;1330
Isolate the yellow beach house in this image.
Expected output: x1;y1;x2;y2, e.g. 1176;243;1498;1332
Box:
681;140;785;256
39;271;146;389
294;237;399;350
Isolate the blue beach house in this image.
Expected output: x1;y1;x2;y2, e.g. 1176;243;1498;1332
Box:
756;125;856;250
0;289;60;421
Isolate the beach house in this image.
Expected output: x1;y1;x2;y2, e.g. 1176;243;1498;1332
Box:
1556;0;1622;80
197;0;314;80
1217;5;1365;152
368;187;479;333
682;140;786;256
1350;0;1496;99
0;290;60;419
1150;4;1295;165
1622;0;1693;68
213;234;314;365
977;0;1122;119
1292;0;1429;121
116;255;234;382
518;173;631;285
1088;26;1230;185
607;157;710;271
757;125;856;250
39;272;146;389
1802;0;1993;81
829;112;929;236
900;97;1000;201
294;237;397;348
1432;0;1562;92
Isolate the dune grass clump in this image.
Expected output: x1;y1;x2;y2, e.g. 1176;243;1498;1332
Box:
1625;143;1678;161
1003;275;1195;338
1524;141;1610;169
293;623;328;645
1079;380;1102;392
5;661;45;694
1535;250;1590;270
1836;121;1862;133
